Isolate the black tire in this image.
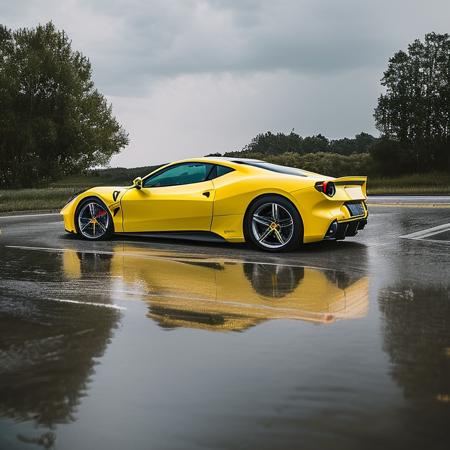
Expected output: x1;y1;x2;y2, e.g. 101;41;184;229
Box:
75;197;114;241
244;195;303;252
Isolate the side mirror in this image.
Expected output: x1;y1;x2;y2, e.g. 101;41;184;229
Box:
132;177;143;190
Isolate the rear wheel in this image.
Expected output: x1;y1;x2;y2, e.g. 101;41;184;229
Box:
244;195;303;252
75;198;114;240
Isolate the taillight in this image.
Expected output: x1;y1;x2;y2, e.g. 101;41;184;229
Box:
315;181;336;197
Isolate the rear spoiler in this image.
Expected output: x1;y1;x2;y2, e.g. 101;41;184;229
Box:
332;176;367;198
333;176;367;186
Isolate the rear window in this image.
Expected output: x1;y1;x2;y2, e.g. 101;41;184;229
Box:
235;160;307;177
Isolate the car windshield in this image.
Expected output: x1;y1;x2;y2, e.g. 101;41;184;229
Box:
235;160;308;177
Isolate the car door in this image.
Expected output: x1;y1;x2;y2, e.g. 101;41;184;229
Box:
120;162;215;232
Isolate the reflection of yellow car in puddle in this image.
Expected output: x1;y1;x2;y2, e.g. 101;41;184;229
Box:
63;247;368;332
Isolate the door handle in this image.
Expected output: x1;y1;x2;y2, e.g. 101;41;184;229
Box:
202;191;210;198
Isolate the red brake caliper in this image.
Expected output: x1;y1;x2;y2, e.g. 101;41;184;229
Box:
95;209;107;218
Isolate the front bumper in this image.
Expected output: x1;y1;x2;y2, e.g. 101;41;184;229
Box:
61;202;77;233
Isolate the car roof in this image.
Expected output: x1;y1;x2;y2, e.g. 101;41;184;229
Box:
206;157;263;163
168;157;263;167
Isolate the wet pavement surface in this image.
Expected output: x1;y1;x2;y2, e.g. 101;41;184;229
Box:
0;202;449;450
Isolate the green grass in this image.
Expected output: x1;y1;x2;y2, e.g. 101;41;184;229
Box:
1;171;449;214
367;172;450;195
0;187;84;213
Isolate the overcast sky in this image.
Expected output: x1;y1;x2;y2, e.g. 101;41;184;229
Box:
2;0;449;167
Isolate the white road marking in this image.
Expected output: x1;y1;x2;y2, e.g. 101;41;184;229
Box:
0;213;60;219
400;223;450;240
418;238;450;245
45;297;126;310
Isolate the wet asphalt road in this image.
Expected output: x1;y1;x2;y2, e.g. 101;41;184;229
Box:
0;202;449;450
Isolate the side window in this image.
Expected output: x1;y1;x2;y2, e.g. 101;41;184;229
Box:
143;163;214;188
208;165;234;180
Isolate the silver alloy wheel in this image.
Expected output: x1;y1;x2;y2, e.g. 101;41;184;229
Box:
251;202;294;249
78;202;110;239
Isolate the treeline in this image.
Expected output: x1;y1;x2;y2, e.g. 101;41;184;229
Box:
223;131;378;157
206;131;377;177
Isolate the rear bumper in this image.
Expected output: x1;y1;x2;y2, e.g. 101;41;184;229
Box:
325;217;367;240
292;186;368;243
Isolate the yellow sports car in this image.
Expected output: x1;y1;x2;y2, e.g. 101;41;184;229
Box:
61;157;368;251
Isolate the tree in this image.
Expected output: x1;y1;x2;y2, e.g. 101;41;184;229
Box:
301;134;329;153
222;131;378;158
330;132;378;155
374;33;450;172
0;22;128;187
369;139;415;176
240;131;305;155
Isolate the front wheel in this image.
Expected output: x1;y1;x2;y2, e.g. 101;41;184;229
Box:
244;195;303;252
75;198;114;240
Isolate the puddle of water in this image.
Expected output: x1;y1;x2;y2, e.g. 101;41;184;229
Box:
0;244;449;450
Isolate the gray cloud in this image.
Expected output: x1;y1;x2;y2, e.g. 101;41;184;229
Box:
1;0;432;91
85;0;393;91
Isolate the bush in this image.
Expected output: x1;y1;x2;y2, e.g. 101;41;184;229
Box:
230;151;374;177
